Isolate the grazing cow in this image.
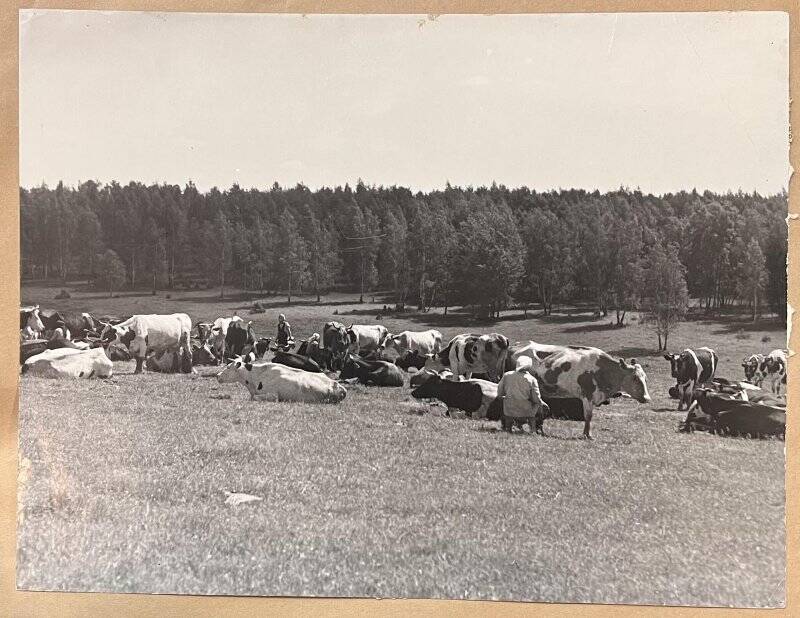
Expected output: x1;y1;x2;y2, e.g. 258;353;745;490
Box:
525;346;651;439
395;350;428;372
100;313;193;374
22;347;113;379
424;333;510;381
345;324;390;357
223;318;257;360
145;347;193;373
742;353;766;386
20;306;46;340
217;359;347;403
759;349;787;395
409;368;454;387
681;389;785;438
270;350;323;373
322;321;349;370
380;329;443;357
339;353;404;386
411;375;499;419
663;347;718;411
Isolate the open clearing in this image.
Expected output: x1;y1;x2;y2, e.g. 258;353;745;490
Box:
17;284;786;606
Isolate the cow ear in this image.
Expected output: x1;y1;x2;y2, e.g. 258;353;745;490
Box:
662;354;671;361
618;358;627;368
630;358;637;366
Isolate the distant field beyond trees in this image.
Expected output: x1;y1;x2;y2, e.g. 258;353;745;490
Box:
20;182;787;323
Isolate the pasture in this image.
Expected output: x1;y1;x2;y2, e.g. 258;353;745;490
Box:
17;283;786;606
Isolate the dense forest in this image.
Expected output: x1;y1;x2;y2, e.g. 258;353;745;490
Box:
20;181;788;326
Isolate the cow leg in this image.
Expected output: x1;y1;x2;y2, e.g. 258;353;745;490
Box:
581;399;594;439
134;357;144;374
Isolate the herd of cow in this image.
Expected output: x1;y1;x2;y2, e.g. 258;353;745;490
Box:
19;305;788;440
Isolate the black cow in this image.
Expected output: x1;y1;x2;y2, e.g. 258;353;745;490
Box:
339;353;404;386
297;336;326;367
224;320;257;360
322;321;349;370
395;350;427;372
242;337;271;363
663;347;718;411
680;389;785;438
271;350;323;373
411;374;497;417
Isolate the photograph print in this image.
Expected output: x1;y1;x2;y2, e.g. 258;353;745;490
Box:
17;10;789;607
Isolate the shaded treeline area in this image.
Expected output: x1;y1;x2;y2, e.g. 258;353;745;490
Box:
20;181;787;322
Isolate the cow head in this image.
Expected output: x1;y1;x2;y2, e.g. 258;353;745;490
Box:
217;356;253;383
742;354;764;382
25;306;45;334
618;358;651;403
411;374;443;400
379;334;401;353
663;353;682;379
100;323;136;349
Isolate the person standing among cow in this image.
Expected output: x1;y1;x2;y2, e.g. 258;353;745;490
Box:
496;356;550;434
275;313;293;350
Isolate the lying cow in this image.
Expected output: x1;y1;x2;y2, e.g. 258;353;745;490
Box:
100;313;193;374
270;350;323;373
217;358;347;403
663;347;718;411
345;324;390;357
22;347;113;379
381;329;443;357
20;306;46;340
191;340;217;366
411;374;498;419
681;389;785;438
424;333;510;381
409;368;454;387
760;349;787;395
395;350;428;372
339;353;404;386
145;347;194;373
526;346;651;439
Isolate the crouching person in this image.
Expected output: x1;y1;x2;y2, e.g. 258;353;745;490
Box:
496;356;550;434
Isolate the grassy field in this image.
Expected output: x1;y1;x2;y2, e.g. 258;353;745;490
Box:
16;282;786;606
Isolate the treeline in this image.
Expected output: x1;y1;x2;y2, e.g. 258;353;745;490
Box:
20;180;787;321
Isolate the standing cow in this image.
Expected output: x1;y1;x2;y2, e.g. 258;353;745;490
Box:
663;347;718;411
322;321;349;370
424;333;510;381
380;329;443;357
759;349;787;395
345;324;390;357
527;346;651;439
742;353;766;386
224;318;257;360
100;313;193;374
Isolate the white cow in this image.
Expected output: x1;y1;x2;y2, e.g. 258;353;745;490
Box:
381;329;443;356
345;324;390;356
22;347;113;379
100;313;192;374
20;306;45;341
217;359;347;403
209;316;240;360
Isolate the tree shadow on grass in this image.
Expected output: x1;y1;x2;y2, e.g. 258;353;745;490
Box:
607;346;661;359
561;322;621;334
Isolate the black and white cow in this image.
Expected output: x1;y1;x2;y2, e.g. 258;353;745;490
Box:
339;353;404;386
742;353;766;386
322;321;349;370
424;333;510;381
663;347;718;411
759;349;787;395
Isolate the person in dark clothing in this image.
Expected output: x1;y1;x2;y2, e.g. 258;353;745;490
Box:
276;313;293;349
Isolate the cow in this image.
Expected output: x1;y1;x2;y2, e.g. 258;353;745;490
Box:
681;389;785;438
22;347;113;379
20;306;45;340
100;313;193;374
217;358;347;403
196;322;214;344
663;347;718;411
380;329;443;357
191;340;217;366
296;333;325;366
339;353;404;386
395;350;428;372
345;324;390;357
524;346;651;439
322;321;349;370
270;350;323;373
209;316;239;360
37;309;72;340
759;349;787;395
424;333;510;381
742;353;766;386
58;312;99;339
411;375;499;419
242;337;272;363
409;368;454;387
223;318;257;360
145;347;193;373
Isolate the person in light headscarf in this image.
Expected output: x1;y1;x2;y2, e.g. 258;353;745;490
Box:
496;355;550;434
275;313;293;349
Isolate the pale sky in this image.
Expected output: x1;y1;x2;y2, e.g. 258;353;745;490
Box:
19;10;789;195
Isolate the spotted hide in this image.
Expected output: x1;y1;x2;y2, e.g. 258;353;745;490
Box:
424;333;510;381
526;346;651;438
217;359;347;403
663;347;718;411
